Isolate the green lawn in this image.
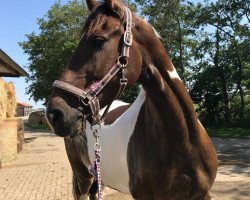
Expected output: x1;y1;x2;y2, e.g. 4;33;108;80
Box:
206;127;250;138
25;124;51;132
24;123;250;139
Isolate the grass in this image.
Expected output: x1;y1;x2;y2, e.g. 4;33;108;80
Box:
25;123;51;132
206;127;250;139
24;122;250;139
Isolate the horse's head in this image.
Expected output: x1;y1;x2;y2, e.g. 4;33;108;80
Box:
46;0;164;137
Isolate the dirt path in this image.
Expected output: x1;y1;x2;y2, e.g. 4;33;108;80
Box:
0;132;249;200
210;138;250;200
104;138;250;200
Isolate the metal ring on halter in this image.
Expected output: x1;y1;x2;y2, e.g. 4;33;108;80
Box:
118;56;128;67
91;123;102;132
80;98;89;106
94;143;101;151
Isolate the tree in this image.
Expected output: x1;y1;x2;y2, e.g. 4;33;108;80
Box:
191;29;237;126
20;0;89;102
21;0;250;128
20;0;139;104
191;0;250;127
134;0;199;80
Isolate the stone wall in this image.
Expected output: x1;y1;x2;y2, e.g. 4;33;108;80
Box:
0;118;17;167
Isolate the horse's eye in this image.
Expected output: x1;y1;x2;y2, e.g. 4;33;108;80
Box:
93;36;107;47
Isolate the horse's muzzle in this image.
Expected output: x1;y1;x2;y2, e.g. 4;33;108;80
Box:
46;107;71;137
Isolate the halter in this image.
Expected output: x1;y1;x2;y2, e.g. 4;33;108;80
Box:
49;6;133;200
52;6;133;126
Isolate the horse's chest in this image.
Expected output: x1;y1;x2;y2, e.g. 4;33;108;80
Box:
86;90;145;194
87;126;132;193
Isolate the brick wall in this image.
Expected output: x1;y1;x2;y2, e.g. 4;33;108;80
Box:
0;118;17;167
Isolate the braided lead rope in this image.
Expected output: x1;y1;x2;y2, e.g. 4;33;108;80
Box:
90;124;103;200
95;148;102;200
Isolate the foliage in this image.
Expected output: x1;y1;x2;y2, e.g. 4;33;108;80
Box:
120;84;140;103
207;128;250;138
20;0;139;104
20;0;89;103
134;0;198;80
26;124;50;132
134;0;250;128
21;0;250;131
190;0;250;127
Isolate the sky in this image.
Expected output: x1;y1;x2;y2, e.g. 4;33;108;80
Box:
0;0;69;108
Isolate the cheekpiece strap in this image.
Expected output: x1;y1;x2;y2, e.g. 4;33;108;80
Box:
50;6;133;127
121;6;133;58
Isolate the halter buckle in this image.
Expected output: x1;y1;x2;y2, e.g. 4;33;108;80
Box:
124;30;133;46
80;91;95;106
120;77;128;85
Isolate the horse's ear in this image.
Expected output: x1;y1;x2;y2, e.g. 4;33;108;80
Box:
104;0;115;8
86;0;97;11
104;0;123;14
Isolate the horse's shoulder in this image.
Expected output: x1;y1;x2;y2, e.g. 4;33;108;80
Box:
104;103;130;125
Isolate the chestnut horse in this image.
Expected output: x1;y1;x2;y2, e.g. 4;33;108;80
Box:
46;0;218;199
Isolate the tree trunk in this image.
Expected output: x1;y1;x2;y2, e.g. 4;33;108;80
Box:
214;30;231;125
234;40;245;119
176;17;185;79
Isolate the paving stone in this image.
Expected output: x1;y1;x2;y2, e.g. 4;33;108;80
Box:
0;132;74;200
1;131;249;200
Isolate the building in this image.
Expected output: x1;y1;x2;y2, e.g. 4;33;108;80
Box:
0;49;31;116
16;102;33;117
0;48;28;168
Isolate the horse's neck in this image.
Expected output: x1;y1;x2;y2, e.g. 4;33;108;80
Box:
140;56;199;144
133;20;199;140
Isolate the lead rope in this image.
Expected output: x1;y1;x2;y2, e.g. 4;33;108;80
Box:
88;123;103;200
95;148;102;200
87;6;133;200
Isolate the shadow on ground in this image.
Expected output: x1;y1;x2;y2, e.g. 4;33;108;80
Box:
212;137;250;170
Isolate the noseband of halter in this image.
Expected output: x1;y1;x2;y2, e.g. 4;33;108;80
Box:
51;6;133;125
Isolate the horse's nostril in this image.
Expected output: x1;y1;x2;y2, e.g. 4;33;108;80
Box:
48;113;54;122
47;108;67;125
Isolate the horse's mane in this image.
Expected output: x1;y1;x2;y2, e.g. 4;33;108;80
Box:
82;2;125;38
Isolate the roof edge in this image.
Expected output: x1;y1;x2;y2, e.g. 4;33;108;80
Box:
0;49;29;77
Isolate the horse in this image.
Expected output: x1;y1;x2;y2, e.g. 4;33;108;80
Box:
46;0;218;199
